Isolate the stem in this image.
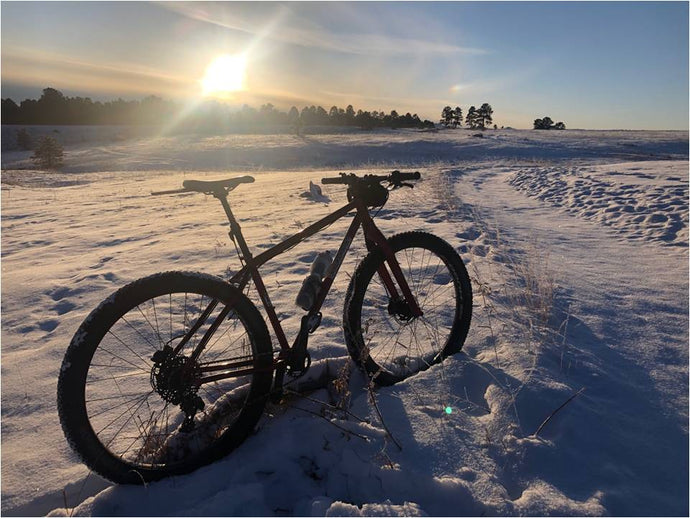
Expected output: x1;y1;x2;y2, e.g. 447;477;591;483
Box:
367;382;403;451
533;387;586;437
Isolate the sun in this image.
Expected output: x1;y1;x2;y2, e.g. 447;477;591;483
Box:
201;54;247;97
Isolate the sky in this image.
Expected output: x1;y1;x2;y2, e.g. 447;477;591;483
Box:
1;1;688;130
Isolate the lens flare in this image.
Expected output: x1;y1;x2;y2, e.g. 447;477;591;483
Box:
444;406;453;415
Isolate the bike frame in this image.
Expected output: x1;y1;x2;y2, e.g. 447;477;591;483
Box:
175;190;422;386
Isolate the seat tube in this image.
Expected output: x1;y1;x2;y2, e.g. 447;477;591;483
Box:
216;194;291;350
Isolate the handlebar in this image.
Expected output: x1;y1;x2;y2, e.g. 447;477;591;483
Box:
321;170;421;186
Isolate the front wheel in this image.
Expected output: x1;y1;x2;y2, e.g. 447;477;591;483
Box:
344;232;472;386
57;271;273;484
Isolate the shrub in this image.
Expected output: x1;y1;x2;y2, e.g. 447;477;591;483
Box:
16;128;33;150
31;136;64;169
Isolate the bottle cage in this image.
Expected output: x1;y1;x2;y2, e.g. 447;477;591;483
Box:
346;181;389;207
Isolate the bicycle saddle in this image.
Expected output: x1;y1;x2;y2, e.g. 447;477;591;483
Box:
183;176;255;195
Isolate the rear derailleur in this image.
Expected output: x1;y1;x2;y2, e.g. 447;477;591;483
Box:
150;346;205;432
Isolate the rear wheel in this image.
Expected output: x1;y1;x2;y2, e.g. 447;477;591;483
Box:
57;271;273;484
344;232;472;386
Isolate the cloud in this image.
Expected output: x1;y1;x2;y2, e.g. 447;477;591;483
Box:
2;47;194;98
160;2;488;57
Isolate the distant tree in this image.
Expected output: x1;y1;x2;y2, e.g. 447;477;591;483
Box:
287;106;301;134
32;136;63;169
452;106;463;128
440;106;453;127
554;121;566;130
315;106;328;124
476;103;493;130
388;109;399;128
2;98;21;123
37;87;67;124
345;104;355;125
465;106;478;129
328;105;340;124
534;117;555;130
356;110;374;130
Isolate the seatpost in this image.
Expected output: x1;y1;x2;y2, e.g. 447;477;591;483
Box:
215;191;253;262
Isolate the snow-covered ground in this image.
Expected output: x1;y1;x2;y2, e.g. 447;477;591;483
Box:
1;128;687;516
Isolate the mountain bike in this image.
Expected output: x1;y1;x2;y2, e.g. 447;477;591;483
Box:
57;170;472;484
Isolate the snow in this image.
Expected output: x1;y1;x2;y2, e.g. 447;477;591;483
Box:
1;127;687;516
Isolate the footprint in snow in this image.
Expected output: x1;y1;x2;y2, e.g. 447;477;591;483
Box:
39;319;59;333
54;299;77;315
49;286;71;301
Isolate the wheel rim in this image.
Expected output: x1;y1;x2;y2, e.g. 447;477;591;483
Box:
84;289;259;470
358;246;461;380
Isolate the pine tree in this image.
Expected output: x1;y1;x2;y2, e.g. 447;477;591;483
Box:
452;106;463;128
345;105;355;125
465;106;477;129
440;106;453;127
477;103;493;130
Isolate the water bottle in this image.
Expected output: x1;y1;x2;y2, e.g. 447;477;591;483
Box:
295;251;333;311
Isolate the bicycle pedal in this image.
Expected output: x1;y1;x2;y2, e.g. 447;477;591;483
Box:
286;351;311;378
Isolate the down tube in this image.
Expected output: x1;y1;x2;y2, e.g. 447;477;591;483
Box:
309;213;362;314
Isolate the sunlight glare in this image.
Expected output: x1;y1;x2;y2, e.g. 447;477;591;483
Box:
201;54;247;97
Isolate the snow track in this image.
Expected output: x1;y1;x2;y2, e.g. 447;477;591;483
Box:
509;161;688;246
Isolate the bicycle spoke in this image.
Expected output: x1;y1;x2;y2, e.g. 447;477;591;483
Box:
120;314;159;351
103;331;154;372
87;371;147;384
135;304;165;348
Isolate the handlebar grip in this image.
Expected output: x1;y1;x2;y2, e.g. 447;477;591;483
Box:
321;177;346;184
392;171;421;181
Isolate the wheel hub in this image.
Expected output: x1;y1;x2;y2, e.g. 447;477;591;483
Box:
387;298;415;322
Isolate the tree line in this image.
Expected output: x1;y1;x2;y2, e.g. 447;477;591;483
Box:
439;103;495;130
1;88;435;131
